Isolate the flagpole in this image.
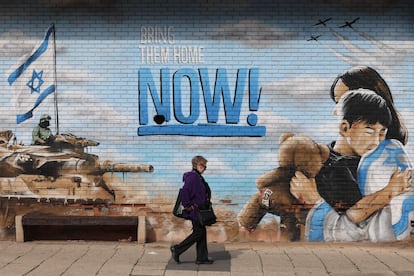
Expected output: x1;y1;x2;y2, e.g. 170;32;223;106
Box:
52;23;60;135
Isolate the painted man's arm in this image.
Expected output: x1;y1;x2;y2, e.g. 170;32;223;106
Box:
346;168;412;223
290;171;322;204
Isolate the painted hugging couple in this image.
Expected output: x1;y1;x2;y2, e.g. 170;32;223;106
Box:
295;65;414;242
242;66;414;242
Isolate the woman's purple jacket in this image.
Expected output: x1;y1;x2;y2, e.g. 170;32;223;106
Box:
181;169;208;221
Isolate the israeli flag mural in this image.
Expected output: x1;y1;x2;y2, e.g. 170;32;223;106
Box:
7;25;56;124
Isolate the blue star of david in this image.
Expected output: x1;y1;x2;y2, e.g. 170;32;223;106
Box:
26;69;44;94
383;147;409;170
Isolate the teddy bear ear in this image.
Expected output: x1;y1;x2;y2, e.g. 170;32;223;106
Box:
318;143;330;162
279;132;295;144
278;140;295;168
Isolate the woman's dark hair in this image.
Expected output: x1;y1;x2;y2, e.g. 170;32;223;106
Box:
340;89;392;128
330;66;408;145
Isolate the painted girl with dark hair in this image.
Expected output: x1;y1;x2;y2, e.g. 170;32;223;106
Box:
330;65;408;145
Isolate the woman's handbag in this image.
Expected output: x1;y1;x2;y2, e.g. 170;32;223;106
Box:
197;205;217;226
172;188;185;218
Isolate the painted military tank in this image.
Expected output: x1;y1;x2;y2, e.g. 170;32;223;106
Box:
0;130;154;203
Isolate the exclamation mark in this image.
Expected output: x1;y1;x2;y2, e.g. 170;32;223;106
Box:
247;68;261;126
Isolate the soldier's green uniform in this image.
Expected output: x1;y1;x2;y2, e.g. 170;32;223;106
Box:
32;114;54;145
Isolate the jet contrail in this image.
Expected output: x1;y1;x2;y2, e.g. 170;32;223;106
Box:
352;27;396;53
328;27;369;55
319;41;359;65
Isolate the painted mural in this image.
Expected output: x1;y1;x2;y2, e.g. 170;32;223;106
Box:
1;0;414;243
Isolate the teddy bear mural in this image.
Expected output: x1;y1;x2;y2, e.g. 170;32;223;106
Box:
238;133;329;241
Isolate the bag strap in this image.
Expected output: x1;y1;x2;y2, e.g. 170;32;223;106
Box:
199;174;212;204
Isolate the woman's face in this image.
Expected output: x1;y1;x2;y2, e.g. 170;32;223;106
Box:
332;79;349;116
196;162;207;174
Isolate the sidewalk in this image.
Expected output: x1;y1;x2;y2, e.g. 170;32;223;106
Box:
0;239;414;276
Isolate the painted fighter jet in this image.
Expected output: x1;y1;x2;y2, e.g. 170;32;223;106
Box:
314;18;332;26
307;35;321;41
338;17;360;28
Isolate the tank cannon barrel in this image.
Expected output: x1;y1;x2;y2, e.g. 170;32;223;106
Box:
99;161;154;173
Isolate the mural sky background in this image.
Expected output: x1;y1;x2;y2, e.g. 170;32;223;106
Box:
1;0;414;212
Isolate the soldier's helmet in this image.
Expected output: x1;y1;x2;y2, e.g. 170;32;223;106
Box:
40;114;51;122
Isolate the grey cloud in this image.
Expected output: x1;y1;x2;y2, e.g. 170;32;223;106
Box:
211;20;298;49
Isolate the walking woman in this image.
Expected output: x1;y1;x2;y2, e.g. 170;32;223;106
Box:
170;155;214;264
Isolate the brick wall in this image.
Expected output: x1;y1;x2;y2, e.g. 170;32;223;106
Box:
0;0;413;242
